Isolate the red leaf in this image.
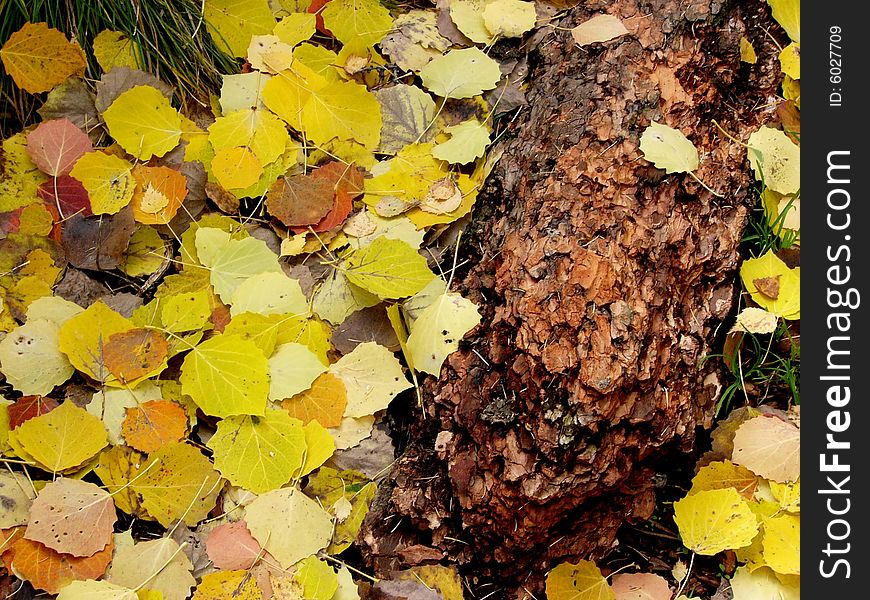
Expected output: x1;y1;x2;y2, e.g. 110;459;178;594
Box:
38;175;93;218
308;0;334;37
25;118;92;177
8;396;59;429
291;162;363;233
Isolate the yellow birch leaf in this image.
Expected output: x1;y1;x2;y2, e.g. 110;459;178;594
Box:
180;334;270;418
778;43;800;79
292;43;341;82
69;151;135;215
229;272;308;317
208;410;306;493
449;0;494;45
545;560;615;600
103;86;183;160
119;226;167;277
204;0;278;58
672;488;759;555
195;228;282;302
739;37;757;63
9;402;107;473
223;312;280;357
432;119;491;164
732;415;800;483
94;446;150;517
1;132;47;212
312;267;381;325
0;22;86;94
56;579;138;600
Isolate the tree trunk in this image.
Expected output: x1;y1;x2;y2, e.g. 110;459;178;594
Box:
362;0;783;593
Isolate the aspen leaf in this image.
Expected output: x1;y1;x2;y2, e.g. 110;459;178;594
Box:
1;132;47;212
204;0;278;57
334;565;360;600
220;71;270;113
432;120;491;164
395;565;464;600
180;334;270;417
208;410;306;493
0;319;74;395
304;467;376;553
247;35;295;73
379;10;450;73
9;401;107;473
245;486;333;568
730;565;799;600
262;63;329;132
230;272;308;317
160;291;212;333
37;174;91;218
26;118;92;177
0;471;36;528
313;268;381;325
88;383;162;446
407;291;481;375
134;443;222;527
449;0;494;45
121;400;188;453
545;560;615;600
0;22;86;94
57;579;138;600
345;237;436;299
266;173;335;227
24;478;116;557
420;48;501;99
196;229;283;302
730;307;778;335
609;573;672;600
274;13;317;47
298;420;336;477
6;395;58;428
739;37;758;63
483;0;538;38
281;372;348;428
295;557;338;600
69;151;135;215
58;300;135;383
731;415;800;482
93;30;140;72
10;537;113;593
268;342;328;401
639;122;698;174
103;86;182;159
223;312;280;356
747;126;800;195
108;537;195;600
571;15;629;47
770;479;800;513
374;84;437;154
761;513;799;575
329;342;412;417
193;570;263;600
689;460;758;499
301;81;382;149
211;146;263;190
94;446;149;516
130;165;188;225
672;488;758;555
767;0;799;43
321;0;393;51
205;521;263;570
778;43;800;80
118;226;166;277
103;328;170;384
209;108;289;166
740;251;800;319
328;415;375;449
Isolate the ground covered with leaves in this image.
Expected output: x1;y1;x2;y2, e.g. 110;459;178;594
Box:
0;1;798;599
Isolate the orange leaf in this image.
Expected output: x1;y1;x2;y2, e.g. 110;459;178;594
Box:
266;173;334;227
291;161;363;233
131;165;188;225
10;536;113;593
281;372;347;428
103;328;170;384
0;23;86;94
122;400;189;453
1;527;24;569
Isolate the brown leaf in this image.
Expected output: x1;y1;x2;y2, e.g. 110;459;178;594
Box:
37;78;101;141
332;305;400;354
61;205;136;271
752;276;780;299
7;396;59;429
103;328;169;383
266;173;335;227
206;181;240;214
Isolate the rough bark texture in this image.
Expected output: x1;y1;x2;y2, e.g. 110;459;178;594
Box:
362;0;784;594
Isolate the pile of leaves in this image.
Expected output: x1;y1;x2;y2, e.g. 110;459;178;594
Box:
544;0;800;598
0;0;550;598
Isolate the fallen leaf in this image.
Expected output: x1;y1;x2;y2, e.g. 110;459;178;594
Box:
193;570;263;600
672;488;758;555
103;328;170;384
103;86;182;160
639;122;699;174
281;372;348;428
329;342;412;417
0;22;86;94
747;126;800;195
58;300;135;383
26;119;92;177
0;319;73;395
729;565;799;600
609;573;672;600
546;560;615;600
121;400;188;453
420;47;501;99
108;537;195;600
483;0;538;38
571;14;630;47
206;521;263;570
204;0;277;57
731;415;800;482
10;536;113;593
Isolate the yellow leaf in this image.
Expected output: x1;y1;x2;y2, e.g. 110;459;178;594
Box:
396;566;464;600
770;479;800;513
245;486;333;568
220;71;271;113
281;372;348;428
639;122;699;174
304;467;376;553
312;267;381;325
778;43;799;80
344;237;436;299
449;0;494;45
419;48;501;99
0;319;74;395
69;151;135;215
297;420;336;477
193;570;262;600
180;334;270;418
119;226;167;277
269;342;328;401
263;64;329;132
732;415;800;483
0;22;86;94
483;0;538;38
746;126;800;195
208;108;289;166
195;228;283;302
1;133;47;212
211;146;263;190
204;0;277;58
103;86;183;160
229;271;308;317
247;35;295;73
321;0;393;52
56;579;138;600
329;342;412;417
688;460;759;499
761;514;799;575
740;251;800;319
545;560;615;600
133;443;222;527
328;415;375;450
58;300;135;384
739;37;757;64
767;0;799;43
406;291;481;375
432;119;491;164
94;446;150;517
672;488;759;555
292;43;341;82
93;30;140;71
729;566;799;600
209;409;305;493
274;13;316;47
295;557;338;600
108;538;195;600
301;81;382;149
9;402;107;473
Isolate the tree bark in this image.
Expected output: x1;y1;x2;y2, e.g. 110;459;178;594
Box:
362;0;784;593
